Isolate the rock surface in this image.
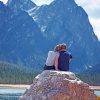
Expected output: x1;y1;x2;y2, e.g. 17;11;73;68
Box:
20;70;97;100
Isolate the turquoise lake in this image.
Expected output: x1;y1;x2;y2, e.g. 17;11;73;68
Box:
0;87;26;100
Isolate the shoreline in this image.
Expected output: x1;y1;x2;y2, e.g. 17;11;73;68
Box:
0;84;30;89
0;84;100;90
89;86;100;91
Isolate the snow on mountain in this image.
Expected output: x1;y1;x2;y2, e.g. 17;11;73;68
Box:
27;0;100;72
0;0;100;72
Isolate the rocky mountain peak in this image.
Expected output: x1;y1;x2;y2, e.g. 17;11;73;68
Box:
7;0;36;12
51;0;75;6
0;1;6;9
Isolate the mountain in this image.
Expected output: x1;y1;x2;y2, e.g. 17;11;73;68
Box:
7;0;36;13
28;0;100;72
0;1;47;71
0;0;100;73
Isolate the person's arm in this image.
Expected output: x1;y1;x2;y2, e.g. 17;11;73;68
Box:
55;53;59;71
69;54;72;62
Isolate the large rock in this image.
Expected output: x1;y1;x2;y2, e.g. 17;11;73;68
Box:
20;70;97;100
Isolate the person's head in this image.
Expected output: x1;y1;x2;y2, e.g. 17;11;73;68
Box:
61;43;67;51
54;44;61;52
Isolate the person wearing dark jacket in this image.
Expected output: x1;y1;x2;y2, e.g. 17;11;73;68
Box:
55;43;72;71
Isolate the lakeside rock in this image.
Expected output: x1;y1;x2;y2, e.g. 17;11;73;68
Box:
20;70;97;100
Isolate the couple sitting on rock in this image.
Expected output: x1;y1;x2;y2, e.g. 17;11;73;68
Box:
44;43;72;71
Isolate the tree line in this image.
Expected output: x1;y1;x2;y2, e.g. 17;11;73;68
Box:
0;61;38;84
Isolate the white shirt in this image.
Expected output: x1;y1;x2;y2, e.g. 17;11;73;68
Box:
45;51;59;66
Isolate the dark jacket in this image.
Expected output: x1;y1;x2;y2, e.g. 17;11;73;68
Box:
58;51;72;71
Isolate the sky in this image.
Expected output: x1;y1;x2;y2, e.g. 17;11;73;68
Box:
0;0;100;40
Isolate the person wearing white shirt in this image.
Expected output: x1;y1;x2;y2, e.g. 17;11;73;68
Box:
44;45;60;70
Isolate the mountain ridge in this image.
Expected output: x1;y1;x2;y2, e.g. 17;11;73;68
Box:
28;0;100;72
0;1;47;71
0;0;100;73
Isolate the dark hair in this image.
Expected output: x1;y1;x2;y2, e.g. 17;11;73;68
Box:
61;43;67;49
54;45;61;52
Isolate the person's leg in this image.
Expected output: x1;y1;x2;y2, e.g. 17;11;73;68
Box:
51;65;55;70
44;65;55;70
44;64;48;70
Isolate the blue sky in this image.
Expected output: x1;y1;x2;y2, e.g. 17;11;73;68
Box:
0;0;100;40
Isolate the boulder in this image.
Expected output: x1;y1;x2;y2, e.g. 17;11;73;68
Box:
20;70;97;100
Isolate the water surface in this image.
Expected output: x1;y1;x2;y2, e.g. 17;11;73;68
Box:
95;91;100;96
0;87;26;100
